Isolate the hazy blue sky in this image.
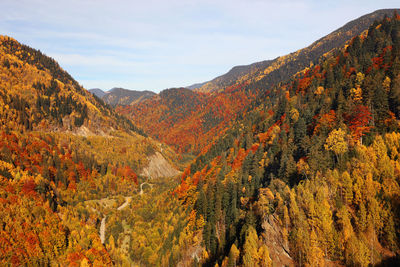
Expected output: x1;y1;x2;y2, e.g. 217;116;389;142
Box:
1;0;398;92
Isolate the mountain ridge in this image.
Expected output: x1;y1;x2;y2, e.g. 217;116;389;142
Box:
0;33;183;265
119;8;400;155
194;8;400;93
0;35;143;135
89;87;156;106
2;8;400;267
89;88;107;98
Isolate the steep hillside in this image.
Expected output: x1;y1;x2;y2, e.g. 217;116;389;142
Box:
89;88;107;98
3;9;400;267
90;87;156;106
0;36;181;265
117;86;256;153
0;35;182;172
169;13;400;266
186;81;207;90
119;9;400;155
196;9;399;93
0;36;145;136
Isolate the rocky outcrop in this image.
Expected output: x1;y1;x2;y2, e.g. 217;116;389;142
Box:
140;152;180;179
262;214;294;267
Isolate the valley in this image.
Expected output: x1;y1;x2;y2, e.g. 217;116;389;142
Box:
1;7;400;267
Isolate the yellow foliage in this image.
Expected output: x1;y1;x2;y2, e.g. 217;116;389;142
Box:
350;86;363;102
314;86;324;95
80;258;90;267
383;76;391;92
290;108;300;122
325;128;348;155
356;72;365;86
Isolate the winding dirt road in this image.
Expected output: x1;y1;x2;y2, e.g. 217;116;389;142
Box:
100;216;106;244
117;196;132;210
140;182;153;195
99;196;132;244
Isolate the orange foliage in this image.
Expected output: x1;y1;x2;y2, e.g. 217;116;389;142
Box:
297;77;312;93
250;143;260;153
285;91;290;100
116;165;138;184
117;84;257;154
232;148;249;170
21;179;37;197
313;110;337;135
344;105;372;144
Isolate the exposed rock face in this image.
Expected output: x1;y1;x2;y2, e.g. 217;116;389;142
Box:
262;214;294;267
140;152;180;178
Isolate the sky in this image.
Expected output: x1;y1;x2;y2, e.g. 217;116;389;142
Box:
0;0;399;92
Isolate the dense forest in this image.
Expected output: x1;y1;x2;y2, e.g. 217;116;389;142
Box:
170;13;400;266
1;9;400;267
0;35;181;265
119;9;398;156
117;86;256;154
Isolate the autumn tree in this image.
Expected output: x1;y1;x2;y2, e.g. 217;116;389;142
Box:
324;128;348;163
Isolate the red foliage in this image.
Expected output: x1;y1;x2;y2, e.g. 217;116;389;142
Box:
231;148;248;170
21;179;37;197
191;171;201;185
372;56;383;69
372;46;393;70
0;197;8;204
68;180;77;191
173;178;190;199
117;85;256;154
117;165;138;184
76;161;88;180
11;255;21;266
282;123;290;134
344;105;372;144
5;184;15;194
67;252;85;265
346;67;357;77
258;132;269;143
384;111;397;128
181;167;191;181
297;77;312;94
267;109;274;116
313;110;336;135
26;232;39;249
250;143;260;153
258;114;287;143
285;91;290;100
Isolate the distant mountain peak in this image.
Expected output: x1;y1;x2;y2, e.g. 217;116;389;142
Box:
90;87;156;106
89;88;107;98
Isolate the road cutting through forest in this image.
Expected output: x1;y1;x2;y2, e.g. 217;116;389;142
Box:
99;182;153;244
100;196;132;244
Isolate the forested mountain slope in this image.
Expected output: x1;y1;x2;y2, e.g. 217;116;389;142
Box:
169;13;400;266
195;9;399;93
0;36;144;135
2;9;400;267
0;36;180;265
117;87;255;154
119;9;399;156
